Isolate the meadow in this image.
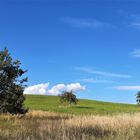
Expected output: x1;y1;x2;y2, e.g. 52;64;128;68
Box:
1;111;140;140
25;95;139;115
1;95;140;140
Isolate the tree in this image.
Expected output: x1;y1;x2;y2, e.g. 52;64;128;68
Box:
0;48;28;114
136;91;140;106
59;91;78;105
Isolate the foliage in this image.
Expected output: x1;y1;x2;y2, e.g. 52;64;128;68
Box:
0;48;28;114
136;91;140;106
59;91;78;105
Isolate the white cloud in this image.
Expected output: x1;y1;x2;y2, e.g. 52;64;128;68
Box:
24;83;85;95
75;67;131;78
113;86;140;91
66;83;85;91
48;84;66;95
61;17;110;29
131;49;140;57
24;83;50;95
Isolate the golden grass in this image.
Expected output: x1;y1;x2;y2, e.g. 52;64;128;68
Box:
1;111;140;140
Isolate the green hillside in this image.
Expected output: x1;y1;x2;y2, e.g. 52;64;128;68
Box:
25;95;140;115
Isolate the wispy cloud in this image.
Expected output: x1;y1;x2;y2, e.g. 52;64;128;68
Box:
113;86;140;91
131;23;140;28
128;14;140;29
61;17;110;29
75;67;131;78
131;49;140;57
76;78;115;84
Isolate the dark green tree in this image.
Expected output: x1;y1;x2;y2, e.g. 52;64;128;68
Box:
0;48;28;114
136;91;140;106
59;91;78;105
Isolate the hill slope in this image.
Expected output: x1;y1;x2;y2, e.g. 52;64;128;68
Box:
25;95;139;115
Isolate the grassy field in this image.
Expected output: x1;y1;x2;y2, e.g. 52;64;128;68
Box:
25;95;139;115
1;111;140;140
1;95;140;140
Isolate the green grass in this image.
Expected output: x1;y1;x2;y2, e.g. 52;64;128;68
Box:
25;95;140;115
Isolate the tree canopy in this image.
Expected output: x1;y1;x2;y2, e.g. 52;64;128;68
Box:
136;91;140;106
59;91;78;105
0;48;28;114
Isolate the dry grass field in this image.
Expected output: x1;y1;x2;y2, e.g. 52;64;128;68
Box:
1;110;140;140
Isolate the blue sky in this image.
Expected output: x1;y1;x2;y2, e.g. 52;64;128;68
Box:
1;0;140;103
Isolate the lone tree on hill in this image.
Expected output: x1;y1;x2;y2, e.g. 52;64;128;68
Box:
59;91;78;105
0;48;28;114
136;91;140;106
